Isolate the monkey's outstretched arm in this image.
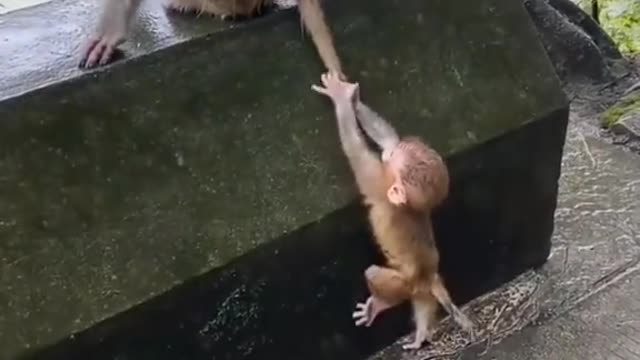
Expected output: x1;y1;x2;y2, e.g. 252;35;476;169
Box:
79;0;144;68
312;73;383;198
334;98;384;197
298;0;344;78
355;102;399;156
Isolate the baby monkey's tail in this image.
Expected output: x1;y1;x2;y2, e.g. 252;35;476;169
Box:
430;274;475;337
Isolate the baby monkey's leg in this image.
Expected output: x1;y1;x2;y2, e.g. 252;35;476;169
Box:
353;265;411;327
403;294;438;350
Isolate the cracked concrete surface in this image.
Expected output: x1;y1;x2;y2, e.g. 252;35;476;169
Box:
472;270;640;359
467;117;640;360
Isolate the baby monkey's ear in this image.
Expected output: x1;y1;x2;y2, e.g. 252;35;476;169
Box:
387;182;407;206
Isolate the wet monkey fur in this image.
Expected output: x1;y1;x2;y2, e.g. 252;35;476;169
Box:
312;72;475;350
79;0;343;78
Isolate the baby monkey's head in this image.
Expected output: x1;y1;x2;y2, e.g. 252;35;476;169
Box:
383;137;449;211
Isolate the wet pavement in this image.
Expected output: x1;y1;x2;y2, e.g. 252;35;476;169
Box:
472;119;640;360
476;270;640;359
0;0;238;99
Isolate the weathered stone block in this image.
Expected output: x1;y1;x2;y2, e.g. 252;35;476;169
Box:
0;0;568;358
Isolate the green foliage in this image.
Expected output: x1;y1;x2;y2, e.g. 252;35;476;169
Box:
601;91;640;127
573;0;591;13
571;0;640;54
600;0;640;53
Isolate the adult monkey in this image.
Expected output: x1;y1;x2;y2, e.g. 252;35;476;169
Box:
79;0;343;78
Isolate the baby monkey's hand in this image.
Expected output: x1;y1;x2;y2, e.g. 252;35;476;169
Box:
311;71;359;103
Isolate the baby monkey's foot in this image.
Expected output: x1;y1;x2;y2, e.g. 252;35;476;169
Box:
400;328;434;351
402;341;422;351
352;297;375;327
401;335;429;351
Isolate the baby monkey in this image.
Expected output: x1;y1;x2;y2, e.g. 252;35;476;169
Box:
312;72;475;350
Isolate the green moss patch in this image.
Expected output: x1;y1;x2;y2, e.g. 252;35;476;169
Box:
601;91;640;128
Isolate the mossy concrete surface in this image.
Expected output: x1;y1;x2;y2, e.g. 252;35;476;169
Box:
0;0;567;358
601;90;640;135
